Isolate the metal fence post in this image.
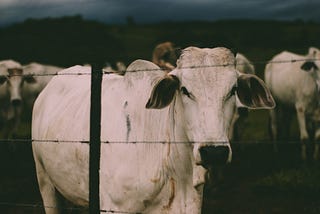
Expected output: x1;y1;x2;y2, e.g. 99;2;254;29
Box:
89;63;103;214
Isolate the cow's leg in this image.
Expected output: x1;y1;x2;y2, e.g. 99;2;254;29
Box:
281;107;294;140
34;160;62;214
269;109;277;140
295;105;309;160
314;125;320;160
269;109;279;152
228;110;239;141
229;108;248;142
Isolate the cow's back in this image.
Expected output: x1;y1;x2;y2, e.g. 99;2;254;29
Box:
33;62;166;151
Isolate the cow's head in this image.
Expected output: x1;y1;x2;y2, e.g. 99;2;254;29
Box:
0;61;26;107
146;47;275;169
301;47;320;74
0;60;25;123
301;47;320;91
152;42;181;72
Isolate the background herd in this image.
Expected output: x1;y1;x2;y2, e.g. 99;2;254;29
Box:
2;42;320;156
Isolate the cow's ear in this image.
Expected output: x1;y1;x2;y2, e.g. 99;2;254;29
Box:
301;61;318;72
146;75;180;109
236;74;275;109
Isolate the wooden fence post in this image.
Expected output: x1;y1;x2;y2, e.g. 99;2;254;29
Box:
89;63;103;213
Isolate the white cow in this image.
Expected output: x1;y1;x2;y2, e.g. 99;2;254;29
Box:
265;47;320;160
0;60;24;138
22;62;64;117
32;47;274;214
228;53;255;141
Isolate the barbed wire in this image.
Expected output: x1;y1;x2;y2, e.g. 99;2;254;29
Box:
100;210;141;214
0;202;84;211
3;57;320;77
0;138;317;144
0;202;141;214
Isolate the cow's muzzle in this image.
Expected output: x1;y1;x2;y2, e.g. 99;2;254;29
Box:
11;99;22;107
199;145;231;169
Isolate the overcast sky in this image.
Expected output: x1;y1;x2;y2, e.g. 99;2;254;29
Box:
0;0;319;26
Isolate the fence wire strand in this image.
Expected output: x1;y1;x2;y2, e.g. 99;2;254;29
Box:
0;202;141;214
3;57;320;77
0;138;317;144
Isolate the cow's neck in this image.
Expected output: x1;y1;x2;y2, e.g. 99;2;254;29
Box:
168;95;207;188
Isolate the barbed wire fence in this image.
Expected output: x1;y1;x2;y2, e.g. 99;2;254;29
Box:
0;56;320;213
4;57;320;77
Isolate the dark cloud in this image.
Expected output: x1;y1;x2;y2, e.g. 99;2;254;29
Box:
0;0;319;26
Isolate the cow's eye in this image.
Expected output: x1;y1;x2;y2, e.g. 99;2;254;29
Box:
226;85;237;100
0;76;7;85
230;85;237;96
181;86;190;96
24;75;37;84
181;86;195;100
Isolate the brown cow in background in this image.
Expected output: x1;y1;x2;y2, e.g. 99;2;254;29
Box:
152;41;180;72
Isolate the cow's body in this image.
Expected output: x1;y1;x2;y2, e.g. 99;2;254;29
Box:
265;47;320;159
32;47;274;214
229;53;255;140
0;60;23;138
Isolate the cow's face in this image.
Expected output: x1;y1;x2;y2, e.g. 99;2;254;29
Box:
300;47;320;91
301;47;320;77
175;66;238;168
7;68;24;106
146;47;275;168
0;67;24;106
308;47;320;68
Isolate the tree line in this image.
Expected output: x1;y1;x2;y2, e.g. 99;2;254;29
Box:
0;15;319;77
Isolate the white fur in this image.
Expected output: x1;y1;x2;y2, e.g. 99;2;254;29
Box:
32;47;269;214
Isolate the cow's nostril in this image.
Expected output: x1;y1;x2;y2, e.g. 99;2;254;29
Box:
11;99;22;106
199;146;230;168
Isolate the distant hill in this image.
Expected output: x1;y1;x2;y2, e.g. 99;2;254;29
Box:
0;16;319;76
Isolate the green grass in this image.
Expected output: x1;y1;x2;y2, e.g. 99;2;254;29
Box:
253;165;320;197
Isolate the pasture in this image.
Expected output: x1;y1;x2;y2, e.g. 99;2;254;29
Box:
0;17;320;213
1;141;320;213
